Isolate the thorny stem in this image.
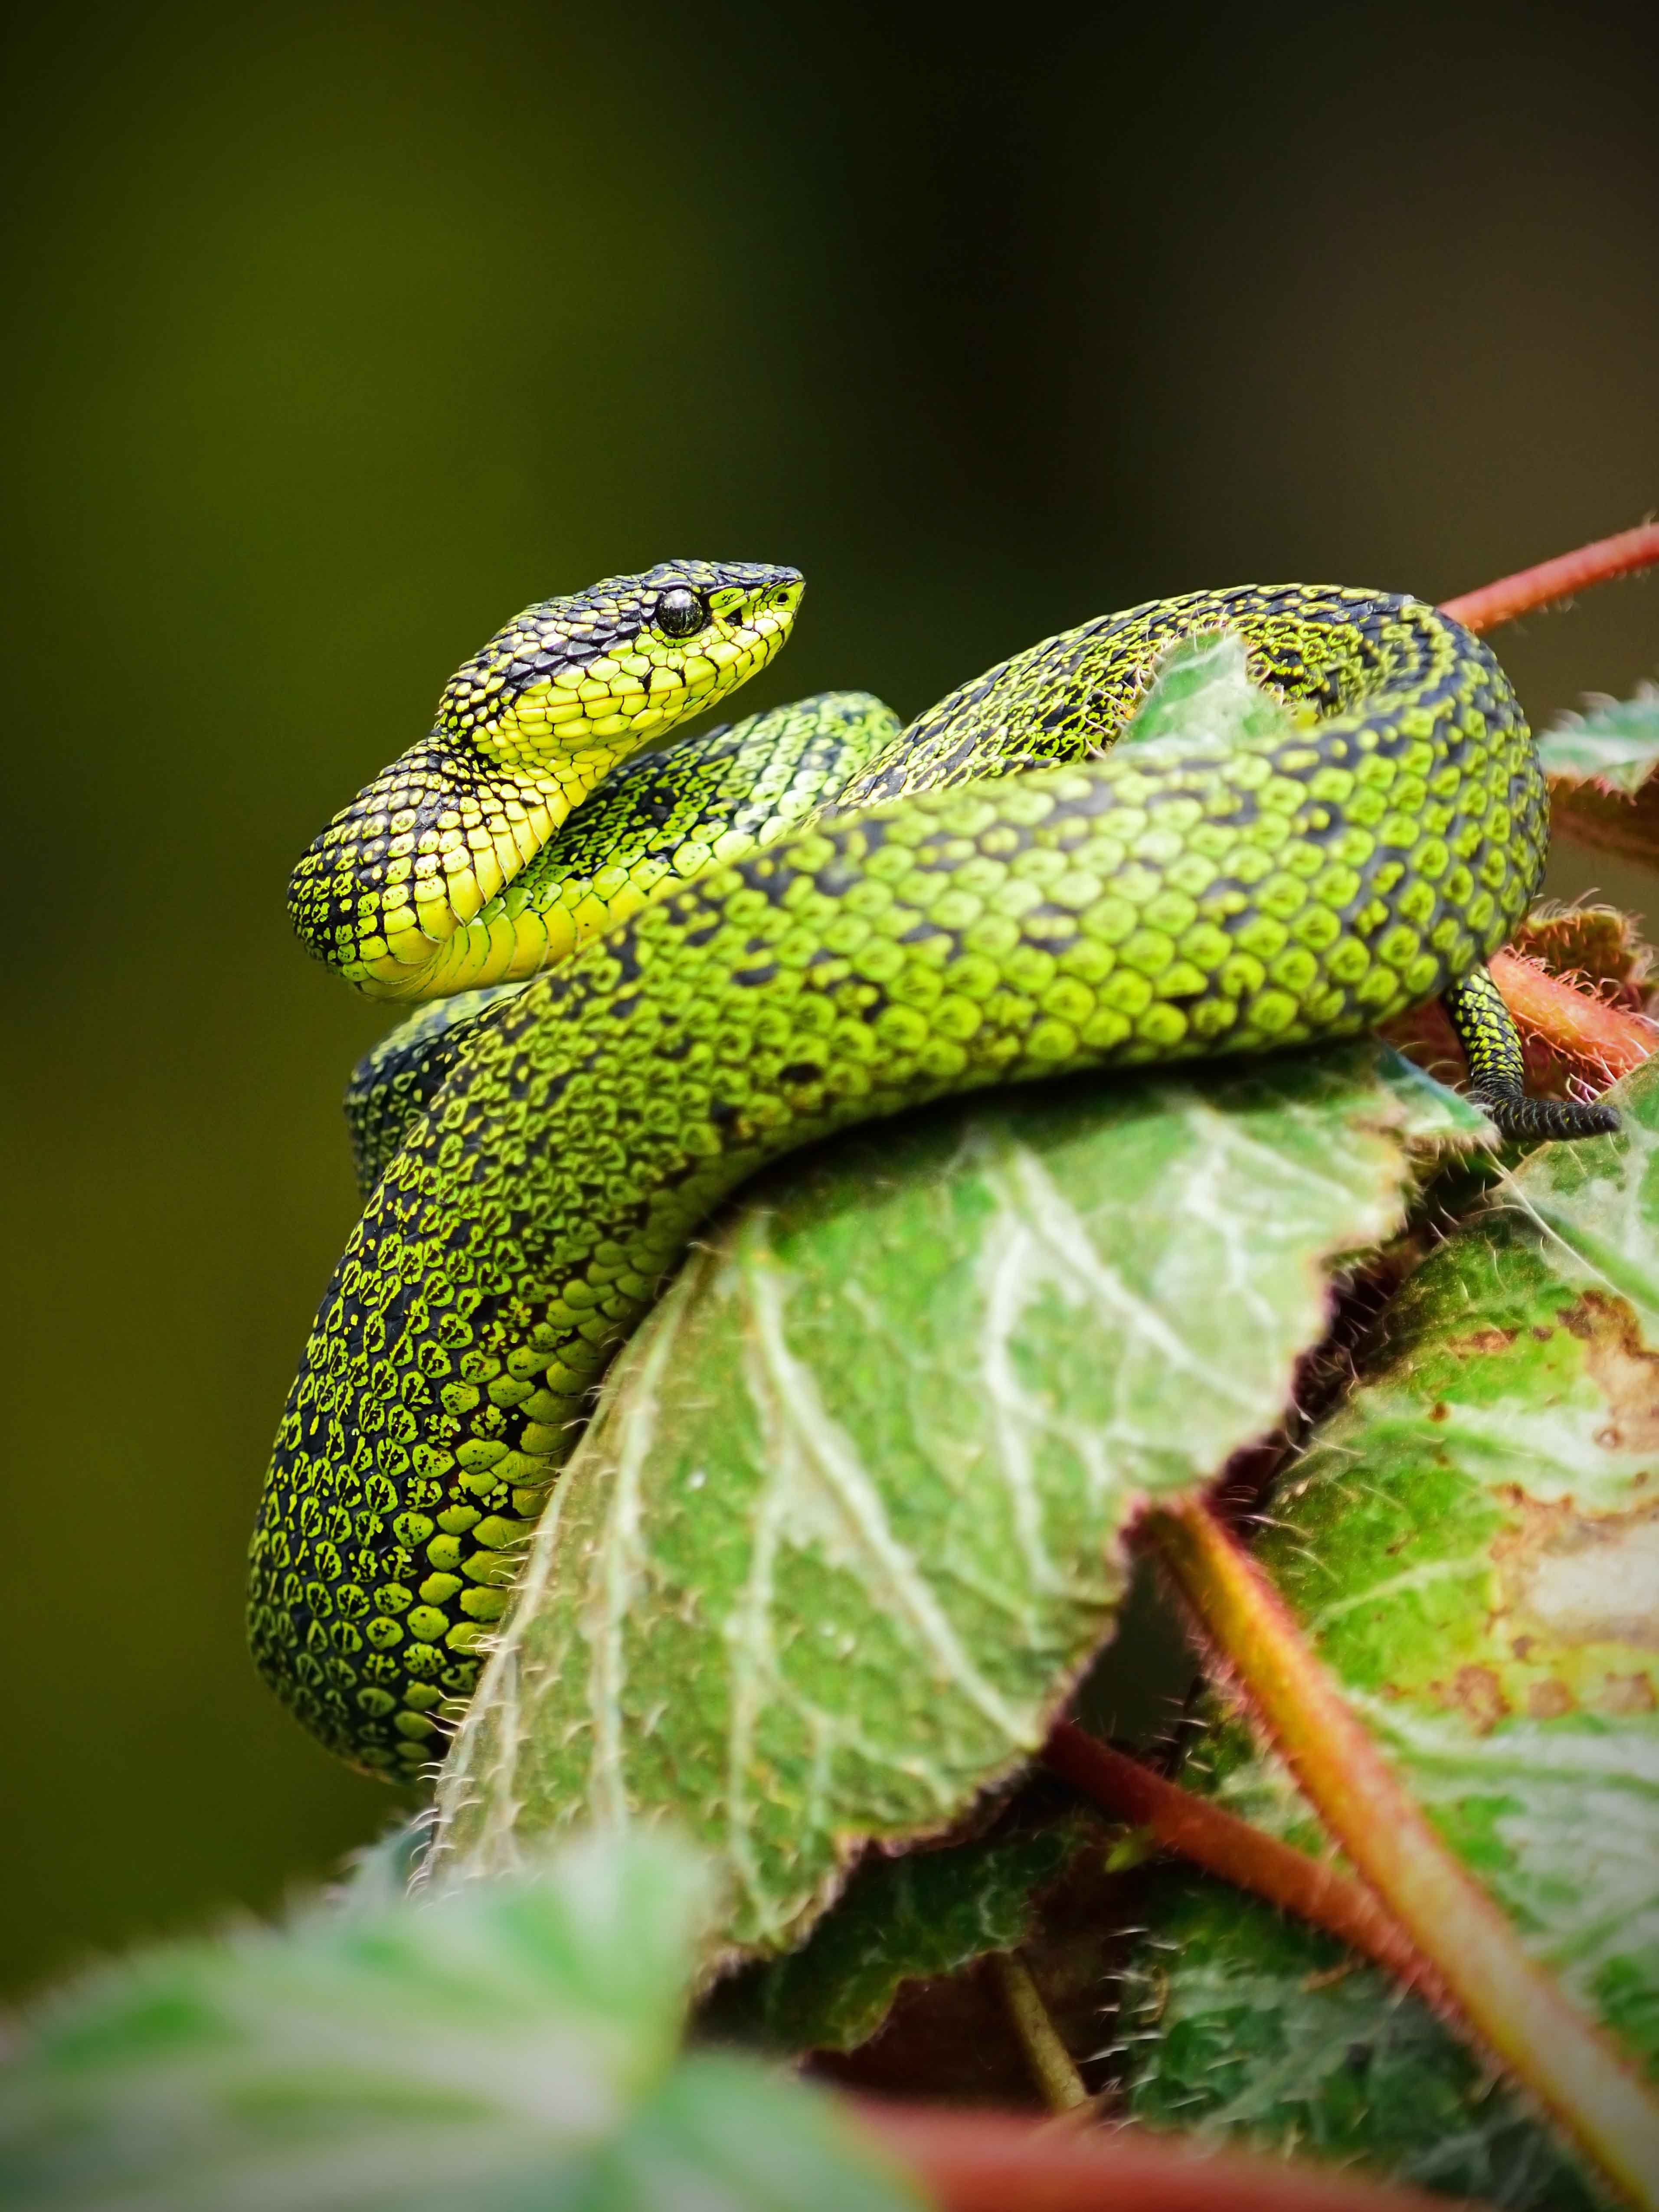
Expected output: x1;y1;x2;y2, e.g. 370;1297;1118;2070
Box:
1042;1722;1446;2006
1490;949;1656;1084
985;1949;1090;2114
854;2101;1477;2212
1450;527;1659;1083
1439;520;1659;633
1142;1495;1659;2212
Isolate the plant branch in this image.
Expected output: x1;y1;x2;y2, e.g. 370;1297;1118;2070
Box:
986;1948;1091;2114
1440;521;1659;633
853;2100;1479;2212
1140;1496;1659;2212
1491;950;1656;1085
1042;1721;1445;2006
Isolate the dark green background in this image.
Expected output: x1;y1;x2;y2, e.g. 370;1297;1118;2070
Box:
4;0;1656;2002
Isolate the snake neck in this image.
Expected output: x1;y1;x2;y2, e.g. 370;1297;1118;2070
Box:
287;733;634;1001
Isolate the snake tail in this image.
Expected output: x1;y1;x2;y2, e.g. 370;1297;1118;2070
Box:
1443;964;1621;1141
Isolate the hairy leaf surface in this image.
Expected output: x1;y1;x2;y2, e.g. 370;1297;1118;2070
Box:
703;1808;1098;2055
1122;1056;1659;2204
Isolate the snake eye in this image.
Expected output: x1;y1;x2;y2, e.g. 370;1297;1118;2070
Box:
655;586;705;640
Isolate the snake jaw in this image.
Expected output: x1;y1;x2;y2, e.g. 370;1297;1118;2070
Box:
443;559;803;772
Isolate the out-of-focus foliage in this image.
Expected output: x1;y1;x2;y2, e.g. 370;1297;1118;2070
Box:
1541;683;1659;795
1544;685;1659;862
0;1833;918;2212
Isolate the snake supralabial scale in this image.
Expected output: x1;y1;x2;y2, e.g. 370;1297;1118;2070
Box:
252;561;1616;1775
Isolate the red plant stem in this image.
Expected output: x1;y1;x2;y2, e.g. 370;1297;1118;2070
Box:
1490;950;1656;1081
1142;1497;1659;2212
854;2101;1478;2212
1043;1721;1447;2006
1439;522;1659;634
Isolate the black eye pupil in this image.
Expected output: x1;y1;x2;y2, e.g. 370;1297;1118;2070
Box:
658;588;703;639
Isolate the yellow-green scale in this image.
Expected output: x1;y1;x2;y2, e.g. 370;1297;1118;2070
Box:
251;576;1603;1775
340;690;903;1191
288;560;806;1001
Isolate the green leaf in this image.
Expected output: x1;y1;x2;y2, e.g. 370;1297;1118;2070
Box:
1542;684;1659;862
1119;631;1298;749
1120;1877;1607;2209
1539;682;1659;793
1122;1054;1659;2202
0;1833;919;2212
431;1042;1482;1960
703;1808;1097;2055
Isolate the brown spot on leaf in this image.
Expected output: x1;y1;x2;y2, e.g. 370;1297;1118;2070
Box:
1532;774;1659;867
1494;1492;1659;1651
1433;1664;1511;1733
1558;1291;1659;1453
1525;1679;1576;1720
1598;1672;1657;1715
1454;1327;1518;1357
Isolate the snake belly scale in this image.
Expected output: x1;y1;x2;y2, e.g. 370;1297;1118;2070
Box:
253;563;1614;1775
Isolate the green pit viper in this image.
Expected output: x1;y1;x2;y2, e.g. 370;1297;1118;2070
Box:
253;560;1616;1776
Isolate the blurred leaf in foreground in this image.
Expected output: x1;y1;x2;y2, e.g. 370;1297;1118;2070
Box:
1122;1056;1659;2206
1118;629;1299;749
0;1832;917;2212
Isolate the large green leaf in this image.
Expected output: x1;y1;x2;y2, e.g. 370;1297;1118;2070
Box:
430;1045;1481;1960
1122;1054;1659;2204
0;1832;917;2212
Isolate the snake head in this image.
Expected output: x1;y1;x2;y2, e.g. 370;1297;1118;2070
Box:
436;559;805;772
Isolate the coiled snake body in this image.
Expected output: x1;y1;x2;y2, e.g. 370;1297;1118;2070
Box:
253;561;1614;1775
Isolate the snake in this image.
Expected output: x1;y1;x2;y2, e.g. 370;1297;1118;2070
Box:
252;560;1616;1776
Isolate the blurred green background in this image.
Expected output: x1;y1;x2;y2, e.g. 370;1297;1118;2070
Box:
3;0;1656;2002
